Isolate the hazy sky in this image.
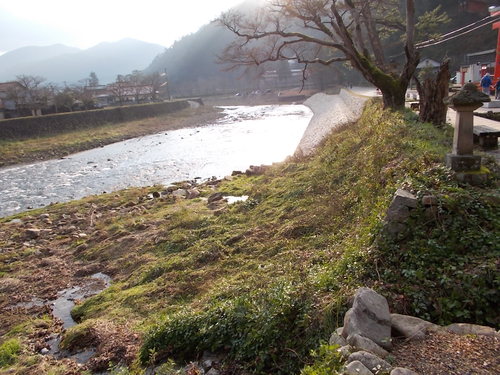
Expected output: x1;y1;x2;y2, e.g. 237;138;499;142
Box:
0;0;250;54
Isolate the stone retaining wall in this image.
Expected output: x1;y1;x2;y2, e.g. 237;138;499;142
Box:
0;100;192;140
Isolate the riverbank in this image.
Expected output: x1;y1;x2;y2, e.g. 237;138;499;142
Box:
0;105;223;168
0;99;498;374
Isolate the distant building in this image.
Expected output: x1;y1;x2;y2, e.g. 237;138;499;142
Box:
457;50;496;85
459;0;497;15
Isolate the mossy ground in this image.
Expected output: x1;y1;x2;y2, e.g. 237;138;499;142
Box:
0;100;498;374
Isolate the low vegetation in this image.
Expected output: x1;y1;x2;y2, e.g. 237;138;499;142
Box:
0;100;497;374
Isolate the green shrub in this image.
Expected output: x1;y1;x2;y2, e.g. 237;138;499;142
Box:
140;281;320;374
0;338;21;368
300;344;344;375
375;189;499;327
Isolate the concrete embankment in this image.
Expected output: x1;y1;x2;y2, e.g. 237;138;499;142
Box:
296;89;368;156
0;100;193;140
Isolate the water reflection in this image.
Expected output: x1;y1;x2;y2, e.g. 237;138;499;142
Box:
0;105;312;217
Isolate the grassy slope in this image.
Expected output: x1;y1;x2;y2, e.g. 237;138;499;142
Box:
0;100;498;374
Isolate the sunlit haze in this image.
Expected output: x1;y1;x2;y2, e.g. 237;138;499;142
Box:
0;0;254;53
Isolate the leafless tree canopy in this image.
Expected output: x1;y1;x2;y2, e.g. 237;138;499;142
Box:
220;0;418;108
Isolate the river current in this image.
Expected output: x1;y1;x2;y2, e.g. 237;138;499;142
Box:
0;104;312;217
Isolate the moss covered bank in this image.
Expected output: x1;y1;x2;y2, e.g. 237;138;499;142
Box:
0;100;498;374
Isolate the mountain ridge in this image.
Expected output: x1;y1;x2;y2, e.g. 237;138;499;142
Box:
0;39;165;84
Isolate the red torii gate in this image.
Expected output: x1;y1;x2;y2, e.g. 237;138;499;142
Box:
491;6;500;83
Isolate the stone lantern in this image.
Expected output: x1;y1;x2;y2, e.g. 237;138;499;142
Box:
444;83;490;171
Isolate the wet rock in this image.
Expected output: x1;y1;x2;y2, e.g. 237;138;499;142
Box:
343;287;392;350
391;368;419;375
347;333;389;358
347;351;392;373
445;323;498;337
329;331;347;347
152;191;161;198
391;313;439;340
345;360;373;375
208;192;224;204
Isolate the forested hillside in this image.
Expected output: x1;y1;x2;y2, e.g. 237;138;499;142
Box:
146;0;499;94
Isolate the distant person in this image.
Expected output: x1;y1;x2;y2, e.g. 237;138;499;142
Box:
496;80;500;99
480;73;492;95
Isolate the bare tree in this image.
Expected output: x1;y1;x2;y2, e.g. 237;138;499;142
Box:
219;0;420;109
109;75;128;106
142;72;164;101
14;75;47;115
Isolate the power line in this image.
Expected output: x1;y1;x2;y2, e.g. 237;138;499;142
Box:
416;14;500;49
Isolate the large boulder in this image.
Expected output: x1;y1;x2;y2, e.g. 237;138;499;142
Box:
391;313;439;340
343;288;392;349
445;323;498;337
347;333;389;358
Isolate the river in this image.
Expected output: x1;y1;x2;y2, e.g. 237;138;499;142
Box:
0;104;312;217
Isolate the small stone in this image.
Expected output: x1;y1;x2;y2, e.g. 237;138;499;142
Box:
201;359;213;371
337;345;353;358
344;360;373;375
392;189;418;208
25;228;41;239
39;214;50;219
421;195;438;206
208;192;224;203
206;369;220;375
9;219;23;225
40;348;49;355
329;331;347;347
348;351;392;373
152;191;161;198
336;326;344;336
187;189;201;199
390;367;419;375
172;189;188;198
231;170;243;176
347;333;389;358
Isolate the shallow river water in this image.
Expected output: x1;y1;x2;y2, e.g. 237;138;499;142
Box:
0;105;312;217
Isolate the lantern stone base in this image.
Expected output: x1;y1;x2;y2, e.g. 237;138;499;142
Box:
455;168;490;186
446;154;481;172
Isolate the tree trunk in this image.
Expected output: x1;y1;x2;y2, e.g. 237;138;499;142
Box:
416;60;451;126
